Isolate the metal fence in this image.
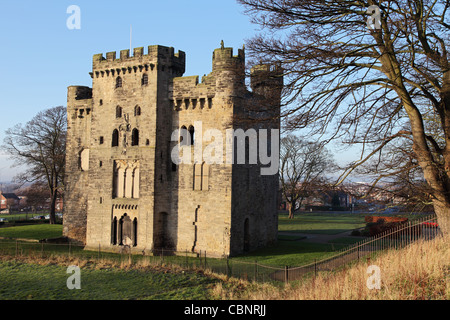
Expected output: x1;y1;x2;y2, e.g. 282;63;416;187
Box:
269;214;441;282
206;214;442;283
0;214;441;284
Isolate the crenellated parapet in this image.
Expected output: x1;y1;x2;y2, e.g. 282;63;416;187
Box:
91;45;186;78
212;43;245;74
67;85;92;101
250;63;284;98
170;42;248;111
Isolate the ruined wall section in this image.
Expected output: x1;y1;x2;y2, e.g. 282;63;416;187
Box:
63;86;93;244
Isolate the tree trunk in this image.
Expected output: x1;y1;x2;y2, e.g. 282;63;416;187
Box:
288;203;295;219
432;201;450;240
49;189;57;225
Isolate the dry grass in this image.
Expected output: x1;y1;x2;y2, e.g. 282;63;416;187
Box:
0;251;189;275
211;237;449;300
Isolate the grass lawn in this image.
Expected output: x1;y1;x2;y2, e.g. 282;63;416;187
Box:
0;212;373;299
0;213;368;268
0;224;63;240
0;259;217;300
231;239;348;267
278;212;367;235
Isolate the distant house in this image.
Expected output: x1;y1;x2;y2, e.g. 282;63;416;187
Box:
0;193;20;211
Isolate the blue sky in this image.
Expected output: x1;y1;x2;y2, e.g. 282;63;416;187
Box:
0;0;258;182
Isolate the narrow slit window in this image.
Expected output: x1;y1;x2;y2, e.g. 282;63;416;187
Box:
131;128;139;146
180;126;188;146
112;129;119;147
116;106;122;118
115;76;123;88
188;126;195;146
141;74;148;86
135;105;141;116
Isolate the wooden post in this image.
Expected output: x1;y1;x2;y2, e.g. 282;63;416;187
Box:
314;259;317;278
285;265;289;283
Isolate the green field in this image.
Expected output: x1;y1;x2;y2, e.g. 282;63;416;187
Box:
0;224;63;240
0;212;371;300
0;259;217;300
278;212;367;234
0;213;368;267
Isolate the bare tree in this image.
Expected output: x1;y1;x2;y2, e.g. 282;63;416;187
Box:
280;135;335;218
238;0;450;236
2;106;66;224
18;181;51;213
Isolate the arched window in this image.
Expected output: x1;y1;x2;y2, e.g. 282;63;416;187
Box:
131;128;139;146
116;106;122;118
111;217;117;245
180;126;188;146
141;74;148;86
134;105;141;116
115;76;122;88
112;129;119;147
133;218;138;247
188;126;195;146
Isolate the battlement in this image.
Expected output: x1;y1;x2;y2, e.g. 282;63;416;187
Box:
212;42;245;73
92;45;185;75
250;63;283;91
67;86;92;101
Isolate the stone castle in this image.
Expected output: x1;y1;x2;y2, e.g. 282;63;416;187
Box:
63;42;282;257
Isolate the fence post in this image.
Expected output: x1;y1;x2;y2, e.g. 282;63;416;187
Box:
285;265;289;283
357;245;360;260
409;221;412;244
314;259;317;278
226;256;230;279
204;251;207;269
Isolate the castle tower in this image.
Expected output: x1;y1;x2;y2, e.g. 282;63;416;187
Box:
63;43;281;257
